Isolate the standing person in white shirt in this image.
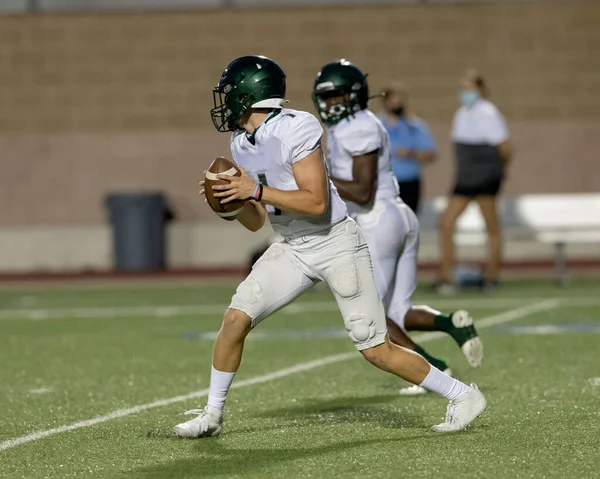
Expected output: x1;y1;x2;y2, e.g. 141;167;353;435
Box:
437;70;513;294
312;60;484;396
173;56;487;438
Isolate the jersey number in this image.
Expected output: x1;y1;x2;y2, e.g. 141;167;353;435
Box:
257;173;282;216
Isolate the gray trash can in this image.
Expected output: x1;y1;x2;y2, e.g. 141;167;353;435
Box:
105;192;173;272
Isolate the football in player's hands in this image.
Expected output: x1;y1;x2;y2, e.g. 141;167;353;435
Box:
204;157;245;221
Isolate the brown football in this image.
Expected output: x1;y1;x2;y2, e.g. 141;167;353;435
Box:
204;157;245;221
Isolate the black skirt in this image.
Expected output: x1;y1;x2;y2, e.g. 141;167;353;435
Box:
452;142;504;197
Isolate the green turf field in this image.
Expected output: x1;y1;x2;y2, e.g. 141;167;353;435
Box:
0;279;599;478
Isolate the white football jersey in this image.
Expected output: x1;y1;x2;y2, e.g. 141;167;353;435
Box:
230;108;348;239
327;109;399;218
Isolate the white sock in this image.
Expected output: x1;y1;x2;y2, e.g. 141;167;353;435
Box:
419;365;472;400
206;366;236;414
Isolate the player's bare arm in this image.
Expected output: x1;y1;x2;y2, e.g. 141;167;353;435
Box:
330;151;378;206
235;201;267;231
214;148;328;217
261;148;328;216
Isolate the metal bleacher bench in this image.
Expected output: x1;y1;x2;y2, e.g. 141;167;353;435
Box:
418;193;600;284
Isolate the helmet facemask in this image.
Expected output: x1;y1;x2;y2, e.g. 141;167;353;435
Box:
312;60;370;127
211;83;256;132
312;84;363;126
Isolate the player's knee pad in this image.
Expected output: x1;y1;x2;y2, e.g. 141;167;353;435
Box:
344;312;376;344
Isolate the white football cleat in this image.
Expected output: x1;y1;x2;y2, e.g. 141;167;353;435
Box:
399;369;453;396
451;310;484;368
431;384;487;433
173;406;223;438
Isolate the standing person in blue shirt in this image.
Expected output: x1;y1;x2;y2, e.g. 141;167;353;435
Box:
379;83;437;214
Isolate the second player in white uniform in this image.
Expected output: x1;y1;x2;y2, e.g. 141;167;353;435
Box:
327;109;420;329
173;56;487;438
312;60;484;394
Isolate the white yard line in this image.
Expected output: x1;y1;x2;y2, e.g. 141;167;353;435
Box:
463;299;563;328
0;296;590;321
28;387;53;395
0;299;561;452
384;299;563;344
0;352;356;452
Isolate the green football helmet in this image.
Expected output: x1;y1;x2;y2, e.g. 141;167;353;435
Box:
211;55;287;132
312;59;369;126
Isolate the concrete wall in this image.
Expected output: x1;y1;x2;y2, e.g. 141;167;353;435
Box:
0;222;274;271
6;219;598;272
1;2;599;270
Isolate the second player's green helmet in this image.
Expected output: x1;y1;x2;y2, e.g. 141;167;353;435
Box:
211;55;287;132
312;59;369;126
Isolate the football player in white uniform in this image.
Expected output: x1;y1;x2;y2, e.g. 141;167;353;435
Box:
174;56;486;438
312;60;484;395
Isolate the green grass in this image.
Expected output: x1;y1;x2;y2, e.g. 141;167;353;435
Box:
0;279;599;478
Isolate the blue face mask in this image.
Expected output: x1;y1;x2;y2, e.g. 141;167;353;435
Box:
459;90;480;107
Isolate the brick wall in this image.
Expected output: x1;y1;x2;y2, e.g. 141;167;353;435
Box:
1;2;599;226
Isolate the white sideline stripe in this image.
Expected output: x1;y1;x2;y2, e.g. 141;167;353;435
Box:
0;305;225;321
0;299;559;453
0;296;590;321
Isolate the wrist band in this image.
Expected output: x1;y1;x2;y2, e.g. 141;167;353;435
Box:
249;184;263;202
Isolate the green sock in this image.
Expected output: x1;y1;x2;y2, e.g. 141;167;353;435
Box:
436;311;478;347
433;313;453;332
414;345;449;372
